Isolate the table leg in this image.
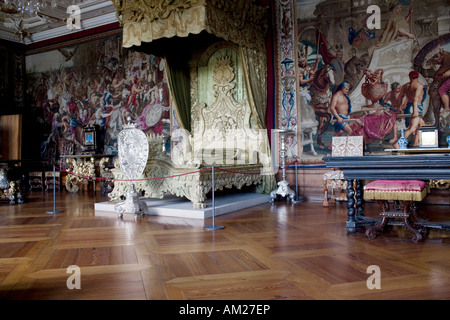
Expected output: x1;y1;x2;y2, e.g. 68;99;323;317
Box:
346;178;357;233
355;179;364;217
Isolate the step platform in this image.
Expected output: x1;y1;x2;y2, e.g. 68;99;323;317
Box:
95;192;270;220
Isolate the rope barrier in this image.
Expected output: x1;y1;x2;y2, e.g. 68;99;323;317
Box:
56;166;213;182
55;159;300;183
50;160;303;218
215;159;298;176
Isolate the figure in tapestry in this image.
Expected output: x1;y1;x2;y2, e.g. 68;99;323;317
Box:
295;0;450;160
26;35;172;162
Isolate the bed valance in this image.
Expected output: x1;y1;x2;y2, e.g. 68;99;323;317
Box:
111;0;268;51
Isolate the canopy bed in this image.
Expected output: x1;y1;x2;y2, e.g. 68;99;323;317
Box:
108;0;275;208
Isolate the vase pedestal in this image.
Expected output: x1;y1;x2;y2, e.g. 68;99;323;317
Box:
114;184;148;219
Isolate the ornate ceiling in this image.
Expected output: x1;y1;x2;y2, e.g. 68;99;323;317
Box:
0;0;117;44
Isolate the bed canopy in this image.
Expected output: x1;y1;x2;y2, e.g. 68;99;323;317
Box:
111;0;268;51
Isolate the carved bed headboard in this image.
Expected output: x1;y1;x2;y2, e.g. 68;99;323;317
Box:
192;53;262;166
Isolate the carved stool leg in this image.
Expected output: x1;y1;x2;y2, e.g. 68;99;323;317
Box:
410;202;428;222
366;200;390;240
403;216;423;243
366;216;389;240
402;201;427;242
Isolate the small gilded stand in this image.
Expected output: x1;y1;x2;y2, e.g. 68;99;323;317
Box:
270;129;296;203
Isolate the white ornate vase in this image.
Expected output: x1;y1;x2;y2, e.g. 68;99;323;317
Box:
114;121;149;218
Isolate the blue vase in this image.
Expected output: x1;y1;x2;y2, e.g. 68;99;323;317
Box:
398;129;408;149
446;134;450;148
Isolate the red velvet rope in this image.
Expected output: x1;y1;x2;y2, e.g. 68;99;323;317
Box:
54;160;298;182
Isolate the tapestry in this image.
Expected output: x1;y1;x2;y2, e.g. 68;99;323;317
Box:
25;34;171;162
294;0;450;163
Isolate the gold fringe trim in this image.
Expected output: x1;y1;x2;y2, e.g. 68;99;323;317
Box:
363;189;427;201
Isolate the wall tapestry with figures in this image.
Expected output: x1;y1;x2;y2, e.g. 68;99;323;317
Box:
25;33;172;164
289;0;449;163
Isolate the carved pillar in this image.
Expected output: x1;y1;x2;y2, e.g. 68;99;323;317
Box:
346;178;357;233
273;0;301;159
355;179;364;217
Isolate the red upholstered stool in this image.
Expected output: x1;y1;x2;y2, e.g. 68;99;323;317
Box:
364;180;428;243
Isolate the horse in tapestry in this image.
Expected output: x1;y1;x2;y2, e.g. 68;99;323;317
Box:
309;65;335;148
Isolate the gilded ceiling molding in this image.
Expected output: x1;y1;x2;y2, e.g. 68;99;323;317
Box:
111;0;268;51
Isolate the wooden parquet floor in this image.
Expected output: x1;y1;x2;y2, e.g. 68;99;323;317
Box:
0;190;449;300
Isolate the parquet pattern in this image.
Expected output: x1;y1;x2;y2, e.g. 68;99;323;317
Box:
0;191;449;300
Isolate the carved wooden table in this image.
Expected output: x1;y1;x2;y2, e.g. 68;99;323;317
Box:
323;153;450;233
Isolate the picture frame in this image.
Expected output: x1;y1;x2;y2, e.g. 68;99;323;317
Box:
83;124;97;153
419;126;439;148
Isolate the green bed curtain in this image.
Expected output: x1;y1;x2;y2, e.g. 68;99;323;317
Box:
240;46;277;194
165;56;192;132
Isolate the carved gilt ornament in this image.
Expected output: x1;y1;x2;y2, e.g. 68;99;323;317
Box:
111;0;268;51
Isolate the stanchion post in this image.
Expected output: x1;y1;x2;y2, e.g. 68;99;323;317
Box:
292;159;304;203
46;166;64;214
204;166;224;231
